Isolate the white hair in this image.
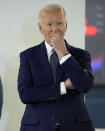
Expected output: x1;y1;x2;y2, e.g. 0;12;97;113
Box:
38;4;66;23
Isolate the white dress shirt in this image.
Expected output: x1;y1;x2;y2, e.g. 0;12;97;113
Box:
45;41;71;95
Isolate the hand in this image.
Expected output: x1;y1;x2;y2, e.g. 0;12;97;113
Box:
64;78;75;89
50;34;68;59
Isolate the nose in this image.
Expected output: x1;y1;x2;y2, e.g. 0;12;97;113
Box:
52;24;58;32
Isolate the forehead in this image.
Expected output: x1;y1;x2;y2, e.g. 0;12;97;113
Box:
40;8;65;22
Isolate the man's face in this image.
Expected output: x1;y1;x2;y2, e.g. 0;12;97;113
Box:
38;8;67;44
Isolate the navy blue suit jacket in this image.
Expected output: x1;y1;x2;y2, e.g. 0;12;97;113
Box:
18;40;94;131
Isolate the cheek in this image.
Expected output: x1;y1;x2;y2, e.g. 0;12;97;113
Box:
63;28;67;34
59;27;66;34
43;31;51;39
46;30;52;36
61;30;66;35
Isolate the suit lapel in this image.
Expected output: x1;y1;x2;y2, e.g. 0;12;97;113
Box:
65;40;73;54
38;41;53;82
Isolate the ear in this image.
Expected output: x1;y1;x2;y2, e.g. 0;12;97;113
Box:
65;23;67;32
66;23;67;30
38;23;42;33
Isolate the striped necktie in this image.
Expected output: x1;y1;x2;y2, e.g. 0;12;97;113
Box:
50;50;59;82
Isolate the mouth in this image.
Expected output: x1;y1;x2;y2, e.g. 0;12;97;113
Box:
51;33;60;37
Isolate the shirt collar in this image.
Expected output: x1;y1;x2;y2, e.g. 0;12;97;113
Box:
45;41;53;55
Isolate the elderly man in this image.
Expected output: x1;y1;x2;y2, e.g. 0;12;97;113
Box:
18;4;94;131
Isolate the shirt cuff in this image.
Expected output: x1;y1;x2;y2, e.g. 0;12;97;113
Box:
60;82;67;95
59;54;71;65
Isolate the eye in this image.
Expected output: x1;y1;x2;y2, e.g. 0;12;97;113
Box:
47;23;52;27
57;22;62;26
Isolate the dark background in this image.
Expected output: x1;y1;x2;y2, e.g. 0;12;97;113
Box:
85;0;105;85
85;0;105;128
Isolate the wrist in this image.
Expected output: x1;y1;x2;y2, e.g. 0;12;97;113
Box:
64;81;68;89
59;51;69;60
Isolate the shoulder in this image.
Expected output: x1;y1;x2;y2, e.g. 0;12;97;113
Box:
66;42;91;63
67;43;90;57
20;41;44;57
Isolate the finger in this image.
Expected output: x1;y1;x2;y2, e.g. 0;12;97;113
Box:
83;69;88;72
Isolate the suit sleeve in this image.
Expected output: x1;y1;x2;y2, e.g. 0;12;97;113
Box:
58;51;94;93
18;52;61;104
